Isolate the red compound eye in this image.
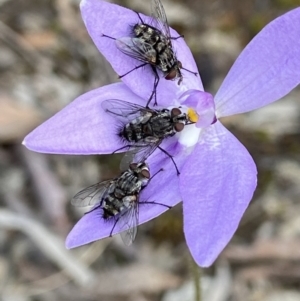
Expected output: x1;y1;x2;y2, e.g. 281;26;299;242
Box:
165;69;177;80
129;163;138;170
171;108;181;117
175;123;184;132
141;169;150;179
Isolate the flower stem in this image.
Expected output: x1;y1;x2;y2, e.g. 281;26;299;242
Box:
189;253;201;301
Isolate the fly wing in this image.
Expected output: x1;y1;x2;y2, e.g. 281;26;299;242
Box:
71;180;111;207
150;0;171;39
118;201;139;246
116;37;157;65
102;99;153;124
120;140;161;171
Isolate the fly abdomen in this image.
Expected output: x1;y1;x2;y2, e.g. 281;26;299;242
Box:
122;195;137;209
102;195;122;218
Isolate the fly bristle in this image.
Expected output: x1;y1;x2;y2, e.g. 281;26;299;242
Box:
115;120;127;140
129;23;138;36
102;208;112;220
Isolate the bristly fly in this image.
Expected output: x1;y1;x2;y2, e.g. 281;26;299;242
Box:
102;0;197;107
71;162;170;245
101;99;198;175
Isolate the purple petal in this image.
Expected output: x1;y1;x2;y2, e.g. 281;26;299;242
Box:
66;139;188;248
80;0;202;106
180;90;216;128
23;83;146;154
179;122;257;267
215;8;300;117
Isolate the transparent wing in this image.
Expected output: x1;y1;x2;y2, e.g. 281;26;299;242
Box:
102;99;153;124
116;37;157;65
120;140;161;171
150;0;171;39
118;202;139;246
71;180;111;207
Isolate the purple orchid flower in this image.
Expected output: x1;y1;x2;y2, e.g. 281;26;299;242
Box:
23;0;300;267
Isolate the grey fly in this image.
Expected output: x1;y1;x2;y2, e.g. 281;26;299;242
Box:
71;162;170;245
102;0;197;106
102;99;198;175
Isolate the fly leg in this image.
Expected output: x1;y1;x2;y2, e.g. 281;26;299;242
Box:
101;34;116;40
112;145;132;154
181;66;198;77
158;146;180;175
102;33;149;79
119;63;148;79
171;35;184;40
134;11;144;24
109;217;120;237
140;170;173;210
140;201;172;209
146;66;159;108
148;168;164;184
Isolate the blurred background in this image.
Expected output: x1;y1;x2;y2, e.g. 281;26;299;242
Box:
0;0;300;300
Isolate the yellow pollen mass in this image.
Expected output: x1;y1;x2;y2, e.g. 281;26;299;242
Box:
187;108;199;123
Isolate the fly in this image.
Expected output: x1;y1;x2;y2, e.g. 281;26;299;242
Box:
102;99;198;175
72;162;170;245
102;0;197;107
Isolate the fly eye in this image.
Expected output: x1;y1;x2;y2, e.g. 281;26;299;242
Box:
171;108;181;117
165;69;177;80
175;123;184;132
141;169;150;179
129;163;138;170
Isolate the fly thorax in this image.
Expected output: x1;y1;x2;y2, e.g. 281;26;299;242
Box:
113;187;125;199
142;123;152;136
131;180;142;194
156;42;167;54
121;174;140;195
107;181;117;195
117;171;131;189
151;116;173;138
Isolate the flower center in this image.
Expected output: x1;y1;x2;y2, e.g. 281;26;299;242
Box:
187;108;198;123
173;89;217;148
177;122;202;148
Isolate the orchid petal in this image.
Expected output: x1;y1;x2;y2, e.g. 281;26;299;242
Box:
215;8;300;117
180;90;216;128
66;140;187;248
23;83;146;154
80;0;202;107
179;122;257;267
